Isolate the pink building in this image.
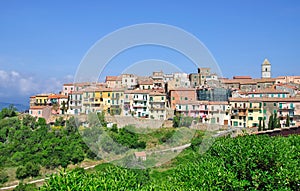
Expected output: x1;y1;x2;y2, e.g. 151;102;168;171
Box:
169;88;196;110
62;83;74;96
29;106;52;122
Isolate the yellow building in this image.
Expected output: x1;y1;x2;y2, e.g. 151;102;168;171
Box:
229;98;264;128
100;88;112;113
35;94;52;105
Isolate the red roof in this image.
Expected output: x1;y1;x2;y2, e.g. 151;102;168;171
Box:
233;76;252;79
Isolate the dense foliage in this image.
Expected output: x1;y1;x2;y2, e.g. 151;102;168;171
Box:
40;134;300;190
0;108;90;182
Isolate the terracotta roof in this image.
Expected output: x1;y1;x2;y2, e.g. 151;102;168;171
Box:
63;83;74;86
229;97;300;102
36;94;52;97
30;106;49;110
221;78;276;85
138;79;153;85
169;87;196;91
176;100;208;105
149;91;166;96
48;94;68;99
248;88;289;94
207;101;229;105
233;76;252;79
30;96;36;98
105;76;121;81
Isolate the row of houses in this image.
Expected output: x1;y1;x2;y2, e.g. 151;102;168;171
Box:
28;61;300;127
28;81;300;128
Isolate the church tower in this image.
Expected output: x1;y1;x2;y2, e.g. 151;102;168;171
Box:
261;58;271;79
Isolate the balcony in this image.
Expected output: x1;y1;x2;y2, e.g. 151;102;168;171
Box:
278;107;294;111
133;96;147;101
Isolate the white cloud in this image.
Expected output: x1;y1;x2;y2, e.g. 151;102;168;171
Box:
0;69;74;103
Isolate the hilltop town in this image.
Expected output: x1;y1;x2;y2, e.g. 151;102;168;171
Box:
28;59;300;129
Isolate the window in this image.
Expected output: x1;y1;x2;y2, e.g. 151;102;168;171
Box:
108;100;110;103
172;97;175;100
148;86;150;89
264;102;266;106
185;97;188;100
290;103;294;109
250;103;252;108
258;117;263;120
179;105;181;109
263;109;266;114
248;117;253;120
248;110;253;113
108;93;110;97
161;96;164;100
38;111;41;115
274;103;276;106
234;121;238;126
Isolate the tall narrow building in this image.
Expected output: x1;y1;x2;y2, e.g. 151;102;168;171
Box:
261;58;271;79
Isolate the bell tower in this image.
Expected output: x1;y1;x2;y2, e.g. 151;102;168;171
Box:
261;58;271;79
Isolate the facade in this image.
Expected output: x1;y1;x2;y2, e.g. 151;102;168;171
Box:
167;73;190;90
152;71;165;90
121;74;137;89
175;101;208;120
149;91;167;120
276;76;300;84
132;90;150;118
62;83;74;96
169;88;196;110
229;98;264;128
106;76;122;88
111;89;125;115
29;106;52;121
207;101;231;126
68;91;82;115
138;79;154;90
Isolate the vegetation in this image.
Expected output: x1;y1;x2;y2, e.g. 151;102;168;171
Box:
268;113;281;130
286;114;290;127
1;106;299;190
39;134;300;190
0;107;92;183
173;114;195;128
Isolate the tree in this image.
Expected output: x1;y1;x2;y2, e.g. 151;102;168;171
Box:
36;118;47;127
268;115;273;130
286;114;290;127
25;162;40;177
262;120;266;131
0;169;8;184
0;105;17;119
61;101;67;114
16;166;27;180
258;119;262;131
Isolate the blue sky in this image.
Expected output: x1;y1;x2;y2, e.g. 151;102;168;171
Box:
0;0;299;104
